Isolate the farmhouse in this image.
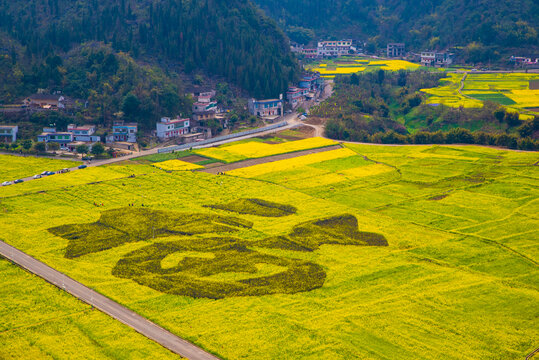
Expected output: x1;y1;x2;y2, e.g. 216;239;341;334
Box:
193;101;218;114
248;98;283;117
37;127;73;149
67;124;101;142
387;43;405;58
110;121;137;143
23;94;65;109
421;52;454;67
299;73;324;92
286;87;309;108
317;40;354;57
156;117;190;140
0;125;18;143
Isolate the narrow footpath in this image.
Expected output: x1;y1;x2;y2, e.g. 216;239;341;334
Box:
0;240;220;360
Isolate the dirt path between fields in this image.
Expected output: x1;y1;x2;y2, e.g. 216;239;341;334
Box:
200;145;342;174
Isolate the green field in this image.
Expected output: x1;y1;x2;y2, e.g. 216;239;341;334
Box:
0;143;537;359
0;258;181;359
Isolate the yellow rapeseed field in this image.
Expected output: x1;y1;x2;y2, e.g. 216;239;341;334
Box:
152;159;203;171
228;147;356;178
0;141;537;360
506;90;539;108
195;137;337;163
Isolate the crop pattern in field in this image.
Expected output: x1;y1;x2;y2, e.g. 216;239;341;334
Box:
0;143;537;360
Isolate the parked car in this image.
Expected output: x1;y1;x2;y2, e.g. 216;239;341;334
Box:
33;174;42;179
14;179;24;184
41;171;49;176
2;181;13;186
78;164;87;169
46;171;55;176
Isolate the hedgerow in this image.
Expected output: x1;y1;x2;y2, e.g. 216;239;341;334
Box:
204;198;297;217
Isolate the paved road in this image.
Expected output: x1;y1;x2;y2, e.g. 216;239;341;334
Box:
0;240;220;360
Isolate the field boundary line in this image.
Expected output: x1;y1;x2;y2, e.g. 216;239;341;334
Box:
0;240;221;360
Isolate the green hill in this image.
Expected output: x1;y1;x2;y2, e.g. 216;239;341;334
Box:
0;0;299;99
254;0;539;56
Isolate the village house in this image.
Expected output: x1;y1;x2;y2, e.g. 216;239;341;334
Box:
286;87;309;108
510;56;539;65
317;40;354;57
299;73;324;93
0;125;18;143
109;121;137;143
23;94;65;109
248;98;283;117
193;101;218;114
37;127;73;149
67;124;101;142
421;52;454;67
387;43;405;58
156;117;190;140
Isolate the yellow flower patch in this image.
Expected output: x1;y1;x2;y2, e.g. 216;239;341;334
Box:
195;137;337;162
228;148;356;178
152;159;203;171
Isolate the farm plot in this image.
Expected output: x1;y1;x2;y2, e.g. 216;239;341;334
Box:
0;142;537;360
423;72;539;111
194;137;337;163
0;258;181;360
0;154;80;181
308;59;420;78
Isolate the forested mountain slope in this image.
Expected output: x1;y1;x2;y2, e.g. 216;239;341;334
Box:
0;0;298;98
254;0;538;53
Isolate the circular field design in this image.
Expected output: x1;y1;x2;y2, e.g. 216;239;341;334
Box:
50;206;388;298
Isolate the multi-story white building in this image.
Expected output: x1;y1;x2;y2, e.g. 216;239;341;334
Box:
67;124;101;142
248;98;283;117
421;52;454;67
156;117;190;140
0;125;18;143
317;40;354;57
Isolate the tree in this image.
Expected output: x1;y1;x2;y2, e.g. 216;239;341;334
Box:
122;93;140;117
493;108;506;123
34;142;47;152
91;142;105;155
504;112;521;127
22;139;32;150
76;144;89;154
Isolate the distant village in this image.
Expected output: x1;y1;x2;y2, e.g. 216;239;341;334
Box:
1;39;537;155
0;71;325;154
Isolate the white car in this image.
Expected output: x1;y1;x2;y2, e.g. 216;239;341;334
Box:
2;181;13;186
33;174;42;179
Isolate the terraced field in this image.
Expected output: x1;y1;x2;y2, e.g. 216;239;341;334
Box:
0;142;537;359
422;73;539;116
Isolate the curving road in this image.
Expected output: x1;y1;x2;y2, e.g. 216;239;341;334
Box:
0;240;220;360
